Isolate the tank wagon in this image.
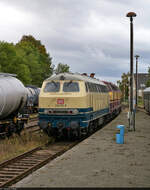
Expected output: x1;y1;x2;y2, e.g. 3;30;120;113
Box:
24;85;40;114
0;73;28;137
39;72;121;139
143;87;150;113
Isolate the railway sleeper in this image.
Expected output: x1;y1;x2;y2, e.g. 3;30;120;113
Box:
1;168;26;172
5;166;30;169
17;161;40;164
20;158;45;162
0;175;14;178
0;178;10;182
12;163;37;166
0;171;21;175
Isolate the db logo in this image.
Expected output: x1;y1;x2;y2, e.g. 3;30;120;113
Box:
57;99;64;104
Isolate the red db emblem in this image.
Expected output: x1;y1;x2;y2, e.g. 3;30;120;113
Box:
57;99;64;104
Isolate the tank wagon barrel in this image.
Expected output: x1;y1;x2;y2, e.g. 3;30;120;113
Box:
0;73;28;137
0;73;27;119
24;85;40;113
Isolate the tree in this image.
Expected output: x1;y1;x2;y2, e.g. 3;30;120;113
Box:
18;35;47;55
16;35;53;86
146;67;150;87
117;72;130;101
55;63;70;74
0;35;54;86
0;41;31;84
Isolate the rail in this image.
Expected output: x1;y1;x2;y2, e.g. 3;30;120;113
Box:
0;141;78;187
0;110;122;187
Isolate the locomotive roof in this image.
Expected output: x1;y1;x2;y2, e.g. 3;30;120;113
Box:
144;87;150;92
45;72;107;86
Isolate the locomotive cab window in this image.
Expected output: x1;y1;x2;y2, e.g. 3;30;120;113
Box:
44;81;60;92
63;82;79;92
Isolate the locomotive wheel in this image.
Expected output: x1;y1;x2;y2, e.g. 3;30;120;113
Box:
77;127;81;139
88;123;93;135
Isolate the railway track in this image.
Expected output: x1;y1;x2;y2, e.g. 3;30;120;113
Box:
24;113;39;133
0;111;122;187
0;141;78;188
0;118;108;187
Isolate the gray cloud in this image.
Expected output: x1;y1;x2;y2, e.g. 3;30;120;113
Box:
0;0;150;83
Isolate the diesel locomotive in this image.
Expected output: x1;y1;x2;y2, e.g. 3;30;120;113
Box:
39;72;121;139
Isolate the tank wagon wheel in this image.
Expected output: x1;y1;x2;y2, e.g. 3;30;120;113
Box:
5;126;12;138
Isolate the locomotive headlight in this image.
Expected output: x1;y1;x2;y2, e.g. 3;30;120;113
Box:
44;109;53;114
72;109;79;114
44;109;49;114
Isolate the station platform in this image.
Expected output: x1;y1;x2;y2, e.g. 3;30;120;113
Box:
14;109;150;187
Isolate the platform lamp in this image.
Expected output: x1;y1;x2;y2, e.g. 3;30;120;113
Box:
126;12;137;131
135;55;140;109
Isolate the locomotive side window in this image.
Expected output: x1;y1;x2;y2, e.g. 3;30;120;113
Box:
96;84;100;92
100;85;108;93
103;86;109;92
97;85;101;92
44;82;60;92
93;84;96;92
85;82;89;92
87;82;92;92
63;82;79;92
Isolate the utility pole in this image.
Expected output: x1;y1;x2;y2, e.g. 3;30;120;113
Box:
126;12;136;131
135;55;140;110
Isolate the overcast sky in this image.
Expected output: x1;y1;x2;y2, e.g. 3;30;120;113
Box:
0;0;150;83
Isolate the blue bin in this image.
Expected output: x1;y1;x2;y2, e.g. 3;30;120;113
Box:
116;133;124;144
117;125;125;136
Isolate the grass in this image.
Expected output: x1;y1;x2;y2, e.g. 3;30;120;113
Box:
138;96;144;107
0;131;54;163
122;97;144;108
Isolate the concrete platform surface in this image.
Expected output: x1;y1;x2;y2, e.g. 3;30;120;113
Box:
14;110;150;187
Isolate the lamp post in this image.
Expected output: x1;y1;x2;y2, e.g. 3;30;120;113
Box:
135;55;140;109
126;12;136;131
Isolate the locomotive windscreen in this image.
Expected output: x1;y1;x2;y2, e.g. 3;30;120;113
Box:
63;82;79;92
44;82;60;92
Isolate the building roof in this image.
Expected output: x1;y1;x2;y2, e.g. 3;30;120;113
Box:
144;87;150;92
134;73;149;90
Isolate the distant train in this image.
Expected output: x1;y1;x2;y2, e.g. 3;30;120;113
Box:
23;85;40;114
39;72;121;139
143;87;150;113
0;73;40;137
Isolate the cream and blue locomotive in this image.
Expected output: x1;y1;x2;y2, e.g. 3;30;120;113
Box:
39;72;120;139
